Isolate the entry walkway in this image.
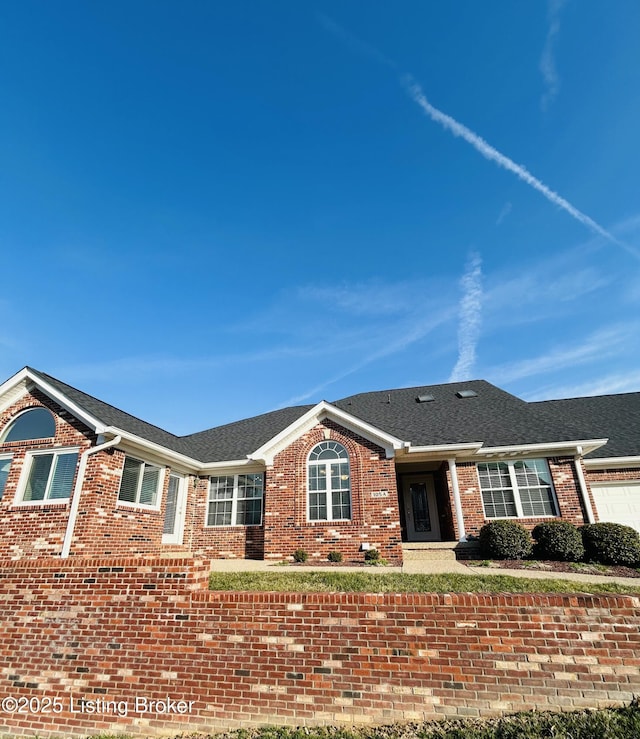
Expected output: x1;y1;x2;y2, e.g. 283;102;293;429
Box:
208;556;640;587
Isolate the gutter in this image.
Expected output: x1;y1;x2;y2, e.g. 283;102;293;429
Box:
61;435;122;558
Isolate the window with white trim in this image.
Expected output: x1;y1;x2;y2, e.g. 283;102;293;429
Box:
478;458;557;519
118;456;163;507
19;449;79;503
207;473;263;526
2;407;56;442
308;441;351;521
0;456;12;500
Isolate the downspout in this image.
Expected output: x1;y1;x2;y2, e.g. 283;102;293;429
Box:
574;447;596;524
448;458;467;542
61;435;122;558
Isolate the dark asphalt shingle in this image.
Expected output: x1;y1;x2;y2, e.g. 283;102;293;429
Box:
533;393;640;458
26;368;640;463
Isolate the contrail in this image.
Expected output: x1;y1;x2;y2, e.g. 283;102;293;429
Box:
404;77;640;260
449;252;483;382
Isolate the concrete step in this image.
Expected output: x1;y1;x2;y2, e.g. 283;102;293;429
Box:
402;541;480;561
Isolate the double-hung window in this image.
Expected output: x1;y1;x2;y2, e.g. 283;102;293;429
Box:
478;458;557;519
118;456;163;507
308;441;351;521
207;473;263;526
19;449;79;503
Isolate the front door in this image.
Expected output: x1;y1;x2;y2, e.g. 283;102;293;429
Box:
162;473;186;545
402;474;441;541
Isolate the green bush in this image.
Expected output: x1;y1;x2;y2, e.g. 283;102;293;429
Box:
292;548;308;563
327;551;343;563
532;521;585;562
364;548;380;562
581;523;640;566
479;521;532;560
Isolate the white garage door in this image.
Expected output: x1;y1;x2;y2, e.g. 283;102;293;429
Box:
591;482;640;534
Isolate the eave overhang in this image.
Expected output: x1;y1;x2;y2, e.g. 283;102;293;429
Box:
397;442;483;462
583;455;640;470
475;439;608;459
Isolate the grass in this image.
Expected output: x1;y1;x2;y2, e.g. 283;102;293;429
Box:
149;701;640;739
209;570;640;595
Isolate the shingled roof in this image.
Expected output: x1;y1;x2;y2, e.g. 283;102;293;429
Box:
332;380;593;449
532;393;640;458
22;368;639;463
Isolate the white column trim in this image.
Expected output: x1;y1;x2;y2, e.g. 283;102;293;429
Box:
448;458;467;542
574;451;596;524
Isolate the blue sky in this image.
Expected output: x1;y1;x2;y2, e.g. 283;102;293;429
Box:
1;1;639;435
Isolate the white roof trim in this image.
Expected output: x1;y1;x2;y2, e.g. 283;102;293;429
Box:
583;455;640;469
403;442;483;456
248;401;404;465
477;439;608;458
106;427;200;470
0;367;109;435
201;459;262;472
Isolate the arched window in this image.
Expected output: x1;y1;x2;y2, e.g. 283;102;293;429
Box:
308;441;351;521
2;408;56;442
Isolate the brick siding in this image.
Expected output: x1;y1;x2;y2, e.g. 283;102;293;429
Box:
0;557;638;736
262;420;402;564
449;457;593;539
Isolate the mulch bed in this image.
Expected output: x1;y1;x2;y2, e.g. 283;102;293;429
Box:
467;559;640;578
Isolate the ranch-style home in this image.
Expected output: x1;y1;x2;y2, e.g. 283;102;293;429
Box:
0;366;638;563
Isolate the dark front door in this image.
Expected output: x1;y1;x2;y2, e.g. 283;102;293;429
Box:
402;474;441;541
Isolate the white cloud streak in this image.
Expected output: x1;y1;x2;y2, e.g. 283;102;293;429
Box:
496;202;512;226
487;323;637;385
449;252;483;382
540;0;566;111
526;370;640;401
404;78;640;261
318;13;639;260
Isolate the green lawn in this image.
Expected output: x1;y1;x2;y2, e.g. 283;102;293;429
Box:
95;701;637;739
208;570;640;595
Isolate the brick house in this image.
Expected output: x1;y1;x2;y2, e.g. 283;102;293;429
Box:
0;367;638;563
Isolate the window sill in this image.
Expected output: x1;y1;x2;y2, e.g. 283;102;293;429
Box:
204;523;263;529
484;514;559;521
11;499;70;508
306;519;353;525
116;501;161;513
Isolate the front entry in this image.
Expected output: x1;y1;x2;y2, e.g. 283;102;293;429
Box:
402;474;441;541
162;473;187;545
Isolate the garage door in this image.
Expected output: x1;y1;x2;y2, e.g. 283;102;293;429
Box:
591;482;640;534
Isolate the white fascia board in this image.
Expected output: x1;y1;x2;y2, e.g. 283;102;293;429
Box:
583;455;640;469
200;460;266;476
4;368;109;435
0;367;36;415
105;427;200;472
403;442;483;457
476;439;608;458
248;401;404;465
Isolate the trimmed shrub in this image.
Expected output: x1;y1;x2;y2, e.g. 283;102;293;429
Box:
581;523;640;567
479;520;533;560
532;521;585;562
293;548;308;563
327;551;343;563
364;548;380;562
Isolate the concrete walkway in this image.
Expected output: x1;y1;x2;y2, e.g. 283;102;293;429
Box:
208;557;640;588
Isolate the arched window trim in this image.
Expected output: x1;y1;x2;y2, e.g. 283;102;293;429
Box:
307;440;352;522
1;407;56;443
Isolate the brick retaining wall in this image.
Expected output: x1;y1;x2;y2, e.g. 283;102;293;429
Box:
0;557;638;736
